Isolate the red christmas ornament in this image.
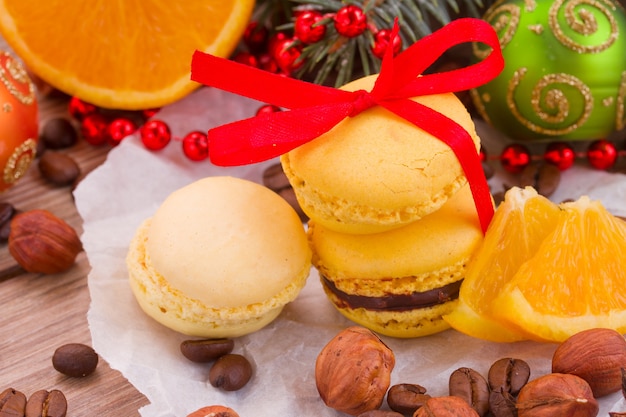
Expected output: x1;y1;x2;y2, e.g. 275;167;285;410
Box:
243;21;269;54
271;37;303;74
294;10;327;44
587;139;617;170
371;28;402;59
68;96;97;121
543;141;575;171
81;113;110;146
140;119;171;151
182;131;209;161
107;117;137;146
333;5;367;38
256;104;282;116
501;143;531;174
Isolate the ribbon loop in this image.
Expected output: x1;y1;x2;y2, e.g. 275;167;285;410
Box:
349;90;377;117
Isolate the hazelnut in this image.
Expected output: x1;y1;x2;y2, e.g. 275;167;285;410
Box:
552;328;626;397
315;326;395;416
412;396;479;417
8;209;82;274
516;373;598;417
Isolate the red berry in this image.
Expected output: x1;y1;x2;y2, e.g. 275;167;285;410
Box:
294;10;326;44
69;97;97;121
587;139;618;170
501;144;531;174
140;120;171;151
333;5;367;38
232;52;259;68
81;113;109;146
243;21;269;54
371;28;402;59
544;142;575;171
256;104;282;116
182;131;209;161
271;38;303;74
107;117;137;146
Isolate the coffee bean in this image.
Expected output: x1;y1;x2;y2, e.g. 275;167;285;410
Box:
208;354;252;391
26;389;67;417
488;388;517;417
52;343;98;377
386;383;431;415
356;411;404;417
40;118;78;149
38;152;81;186
180;338;234;363
0;388;26;417
449;367;490;417
0;203;15;226
487;358;530;396
519;162;560;197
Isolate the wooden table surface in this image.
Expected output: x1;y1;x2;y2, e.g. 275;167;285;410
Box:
0;92;150;415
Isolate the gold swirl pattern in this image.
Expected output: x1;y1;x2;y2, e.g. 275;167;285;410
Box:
549;0;619;53
508;68;594;135
3;138;36;185
474;1;525;60
0;51;35;106
617;71;626;131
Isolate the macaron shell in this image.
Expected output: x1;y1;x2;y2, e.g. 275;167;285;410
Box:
127;218;310;338
146;176;310;308
309;184;483;297
281;74;480;234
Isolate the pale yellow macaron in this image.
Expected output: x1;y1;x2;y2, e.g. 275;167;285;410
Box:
126;176;312;338
281;74;480;235
309;184;483;338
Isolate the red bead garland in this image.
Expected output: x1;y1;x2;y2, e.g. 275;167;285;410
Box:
140;120;171;151
495;139;623;174
182;131;209;161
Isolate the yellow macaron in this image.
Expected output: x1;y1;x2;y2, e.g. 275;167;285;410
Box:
309;184;483;338
281;74;480;235
126;176;312;338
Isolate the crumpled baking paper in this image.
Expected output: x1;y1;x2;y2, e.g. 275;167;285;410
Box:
74;87;626;416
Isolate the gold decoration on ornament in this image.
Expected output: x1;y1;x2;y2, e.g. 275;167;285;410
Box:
508;68;593;135
470;89;493;125
474;2;523;59
3;138;36;185
549;0;619;53
0;51;35;106
617;71;626;130
528;24;544;34
2;103;11;112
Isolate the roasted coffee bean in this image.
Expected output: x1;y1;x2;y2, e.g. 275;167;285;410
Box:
262;163;291;191
38;152;81;186
0;220;11;242
449;367;490;417
208;354;252;391
0;388;26;417
386;383;431;415
52;343;99;377
40;118;78;149
489;388;517;417
519;162;560;197
180;338;234;363
26;389;67;417
488;358;530;396
356;410;404;417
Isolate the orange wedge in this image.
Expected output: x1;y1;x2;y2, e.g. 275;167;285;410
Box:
0;0;254;109
493;197;626;342
444;187;561;342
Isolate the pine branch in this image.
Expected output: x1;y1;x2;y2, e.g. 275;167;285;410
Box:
253;0;497;87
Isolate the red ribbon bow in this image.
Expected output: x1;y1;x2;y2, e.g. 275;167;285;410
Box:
191;18;504;233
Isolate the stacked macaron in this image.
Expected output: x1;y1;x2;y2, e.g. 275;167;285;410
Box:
280;74;485;338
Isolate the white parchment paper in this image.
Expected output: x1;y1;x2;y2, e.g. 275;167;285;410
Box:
74;87;626;416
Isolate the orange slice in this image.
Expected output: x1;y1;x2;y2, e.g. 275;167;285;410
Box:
493;197;626;342
0;0;254;109
444;187;561;342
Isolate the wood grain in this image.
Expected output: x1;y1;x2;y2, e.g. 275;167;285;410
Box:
0;93;149;415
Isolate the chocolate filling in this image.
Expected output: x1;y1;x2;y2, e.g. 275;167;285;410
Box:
322;276;462;312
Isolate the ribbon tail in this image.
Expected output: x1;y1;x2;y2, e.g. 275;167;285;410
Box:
208;103;353;166
380;99;494;233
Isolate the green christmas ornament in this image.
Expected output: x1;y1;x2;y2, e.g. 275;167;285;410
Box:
471;0;626;142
